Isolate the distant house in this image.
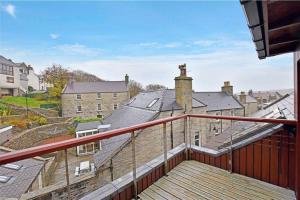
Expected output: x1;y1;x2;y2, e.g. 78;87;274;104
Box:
0;55;44;96
61;75;130;119
236;91;258;116
0;147;45;199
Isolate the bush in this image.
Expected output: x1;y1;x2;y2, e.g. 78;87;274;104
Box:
28;115;48;125
74;117;101;123
8;119;30;129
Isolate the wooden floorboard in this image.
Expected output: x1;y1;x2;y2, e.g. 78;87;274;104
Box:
139;161;296;200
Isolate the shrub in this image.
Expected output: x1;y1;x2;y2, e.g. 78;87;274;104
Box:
37;117;47;125
8;119;29;129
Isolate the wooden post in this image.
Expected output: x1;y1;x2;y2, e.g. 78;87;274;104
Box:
294;55;300;199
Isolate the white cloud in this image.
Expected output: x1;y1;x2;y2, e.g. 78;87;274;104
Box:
4;4;16;17
54;43;103;56
50;34;60;39
136;42;182;49
66;49;293;92
163;42;182;48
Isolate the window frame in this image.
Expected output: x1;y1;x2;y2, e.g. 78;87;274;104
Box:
113;103;118;110
76;94;82;100
77;105;82;112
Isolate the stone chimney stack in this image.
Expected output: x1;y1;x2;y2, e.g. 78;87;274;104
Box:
221;81;233;96
125;74;129;86
175;64;193;112
239;91;247;104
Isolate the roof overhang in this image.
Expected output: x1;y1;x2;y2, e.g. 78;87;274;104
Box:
240;0;300;59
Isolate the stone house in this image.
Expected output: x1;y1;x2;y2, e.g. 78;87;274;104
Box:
61;76;130;119
236;91;258;116
75;64;245;185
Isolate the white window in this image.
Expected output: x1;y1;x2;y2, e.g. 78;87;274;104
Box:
97;104;102;111
97;93;102;99
113;93;117;98
195;131;200;146
113;104;118;110
0;176;11;183
76;94;81;100
77;105;82;112
2;163;22;170
146;98;159;108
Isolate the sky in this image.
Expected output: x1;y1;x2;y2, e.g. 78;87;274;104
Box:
0;1;294;92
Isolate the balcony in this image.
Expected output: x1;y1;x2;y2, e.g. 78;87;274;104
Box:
0;113;297;200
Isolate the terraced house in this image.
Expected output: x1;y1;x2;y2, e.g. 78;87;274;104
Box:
61;75;130;119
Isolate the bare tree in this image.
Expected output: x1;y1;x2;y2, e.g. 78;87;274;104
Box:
128;80;143;98
145;84;167;91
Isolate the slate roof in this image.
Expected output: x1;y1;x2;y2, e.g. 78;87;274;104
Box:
246;95;257;103
76;121;102;132
0;126;13;145
93;106;158;169
0;55;15;66
126;89;206;112
192;92;243;111
0;149;44;199
62;81;128;94
204;92;294;150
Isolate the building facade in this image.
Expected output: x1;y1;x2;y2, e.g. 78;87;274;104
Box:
61;78;129;119
0;55;42;96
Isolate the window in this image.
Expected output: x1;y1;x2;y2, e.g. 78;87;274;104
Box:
0;176;11;183
97;104;102;111
76;94;81;100
113;93;117;98
2;163;22;170
77;105;82;112
113;104;118;110
0;64;13;76
146;98;159;108
97;93;102;99
6;77;14;83
195;131;200;146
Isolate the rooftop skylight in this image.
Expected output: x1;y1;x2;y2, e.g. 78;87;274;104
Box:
2;163;22;171
0;176;11;183
146;98;159;108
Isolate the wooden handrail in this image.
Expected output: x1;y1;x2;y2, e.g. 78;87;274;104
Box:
0;114;296;165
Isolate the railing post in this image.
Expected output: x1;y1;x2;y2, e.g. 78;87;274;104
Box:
163;122;168;175
184;116;188;160
64;149;71;199
131;131;138;200
188;116;192;160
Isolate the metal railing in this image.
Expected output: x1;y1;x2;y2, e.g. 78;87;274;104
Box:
0;114;296;199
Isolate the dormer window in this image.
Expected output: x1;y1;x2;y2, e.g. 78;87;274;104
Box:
146;98;159;108
0;176;11;183
2;163;22;171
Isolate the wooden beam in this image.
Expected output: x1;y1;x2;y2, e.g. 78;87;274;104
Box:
262;0;270;56
295;52;300;200
270;39;300;48
269;20;300;33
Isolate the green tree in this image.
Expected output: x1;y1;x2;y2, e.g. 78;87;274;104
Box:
42;64;69;98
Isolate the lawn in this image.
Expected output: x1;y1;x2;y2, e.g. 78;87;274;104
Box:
0;96;59;108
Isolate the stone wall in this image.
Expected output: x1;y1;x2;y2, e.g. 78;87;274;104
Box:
61;92;129;118
4;122;71;150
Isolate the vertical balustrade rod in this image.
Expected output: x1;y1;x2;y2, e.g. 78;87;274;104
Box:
184;117;188;160
188;116;192;160
163;122;168;175
64;149;71;199
131;131;138;200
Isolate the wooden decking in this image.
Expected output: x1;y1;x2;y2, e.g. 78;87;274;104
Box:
139;161;296;200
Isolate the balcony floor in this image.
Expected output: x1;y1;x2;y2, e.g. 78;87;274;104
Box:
139;160;296;200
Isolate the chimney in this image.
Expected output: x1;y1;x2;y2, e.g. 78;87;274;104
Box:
221;81;233;96
175;64;193;112
125;74;129;86
239;91;247;104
